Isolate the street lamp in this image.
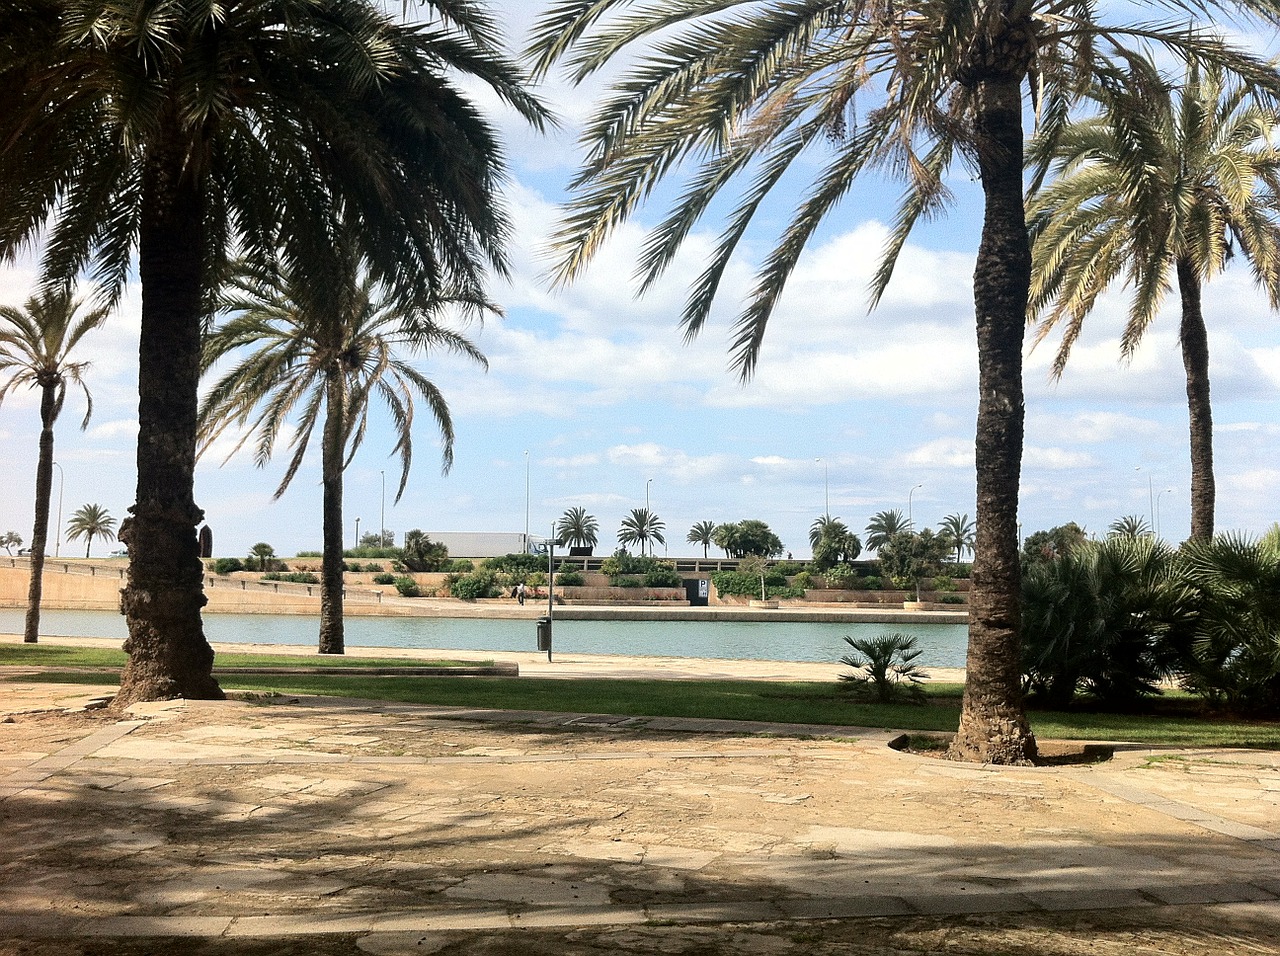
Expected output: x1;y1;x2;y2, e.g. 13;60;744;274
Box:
380;470;386;548
524;450;530;552
354;517;361;548
907;483;923;530
1134;466;1154;532
815;458;829;517
645;478;654;557
1155;487;1174;539
52;461;64;557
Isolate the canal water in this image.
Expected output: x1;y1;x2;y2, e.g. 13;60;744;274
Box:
1;609;970;668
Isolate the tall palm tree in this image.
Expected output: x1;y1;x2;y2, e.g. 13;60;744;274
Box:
527;0;1277;764
65;503;116;558
2;0;546;703
687;520;716;558
619;508;665;557
0;288;105;643
1028;58;1280;542
940;513;977;564
1109;515;1153;539
556;506;600;550
865;510;909;554
199;259;486;655
809;515;850;551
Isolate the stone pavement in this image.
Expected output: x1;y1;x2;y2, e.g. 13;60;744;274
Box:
2;680;1280;953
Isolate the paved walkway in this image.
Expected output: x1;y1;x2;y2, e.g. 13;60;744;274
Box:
2;680;1279;953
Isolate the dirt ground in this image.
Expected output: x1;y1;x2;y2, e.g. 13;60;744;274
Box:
2;688;1280;955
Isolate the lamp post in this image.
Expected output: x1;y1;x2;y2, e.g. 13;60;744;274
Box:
524;450;530;553
815;458;829;517
645;478;654;556
380;470;385;548
1134;466;1154;532
354;517;361;548
52;461;64;558
907;483;923;530
1155;487;1174;540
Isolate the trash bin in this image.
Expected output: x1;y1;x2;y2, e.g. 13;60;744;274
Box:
536;616;552;652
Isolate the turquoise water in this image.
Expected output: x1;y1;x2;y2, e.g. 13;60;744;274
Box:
1;608;969;667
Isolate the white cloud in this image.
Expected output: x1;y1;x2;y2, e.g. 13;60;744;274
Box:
901;438;974;469
1024;447;1098;470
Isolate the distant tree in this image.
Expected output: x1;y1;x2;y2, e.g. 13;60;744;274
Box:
1021;522;1090;568
360;531;396;550
246;542;279;573
877;529;950;600
618;508;665;557
65;504;116;558
810;516;861;571
0;287;105;643
712;520;784;559
939;513;976;564
865;510;909;553
687;520;716;558
556;507;599;550
401;530;449;573
1;531;21;555
1109;515;1152;539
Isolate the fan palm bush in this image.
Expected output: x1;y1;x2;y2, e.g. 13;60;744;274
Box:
839;633;929;704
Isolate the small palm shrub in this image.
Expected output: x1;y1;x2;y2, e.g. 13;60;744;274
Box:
839;633;929;703
372;572;396;585
393;576;421;597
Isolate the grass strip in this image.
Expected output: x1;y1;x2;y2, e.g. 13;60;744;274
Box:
8;669;1279;748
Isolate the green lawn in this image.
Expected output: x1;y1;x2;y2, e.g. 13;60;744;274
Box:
0;644;484;669
5;653;1278;748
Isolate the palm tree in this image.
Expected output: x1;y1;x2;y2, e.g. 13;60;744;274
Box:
199;258;485;655
865;510;909;554
2;1;547;703
1109;515;1152;539
619;508;665;557
556;507;600;551
65;504;116;558
687;520;716;558
0;288;105;643
809;515;850;551
940;513;977;564
527;0;1278;764
1028;58;1280;542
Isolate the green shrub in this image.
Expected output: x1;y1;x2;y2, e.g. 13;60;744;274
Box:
556;570;585;586
372;572;396;585
822;565;858;589
294;550;322;558
791;570;813;590
932;575;957;592
363;562;384;573
772;560;806;576
860;576;882;591
262;571;319;584
482;553;544;575
393;576;421;597
711;570;802;600
613;575;644;588
212;557;243;575
556;560;581;573
449;569;499;601
643;564;682;588
526;570;547;589
940;594;965;605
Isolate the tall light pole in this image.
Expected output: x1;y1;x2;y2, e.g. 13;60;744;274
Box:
1134;466;1154;532
52;461;64;557
815;458;828;517
645;478;654;556
354;516;361;548
380;470;386;548
524;450;530;552
907;483;923;530
1155;487;1174;540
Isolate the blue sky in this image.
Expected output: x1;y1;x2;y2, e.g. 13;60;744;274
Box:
2;3;1279;560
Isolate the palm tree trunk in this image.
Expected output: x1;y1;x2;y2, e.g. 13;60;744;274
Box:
1177;257;1214;542
117;144;223;706
22;384;57;644
319;369;346;655
949;73;1037;765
